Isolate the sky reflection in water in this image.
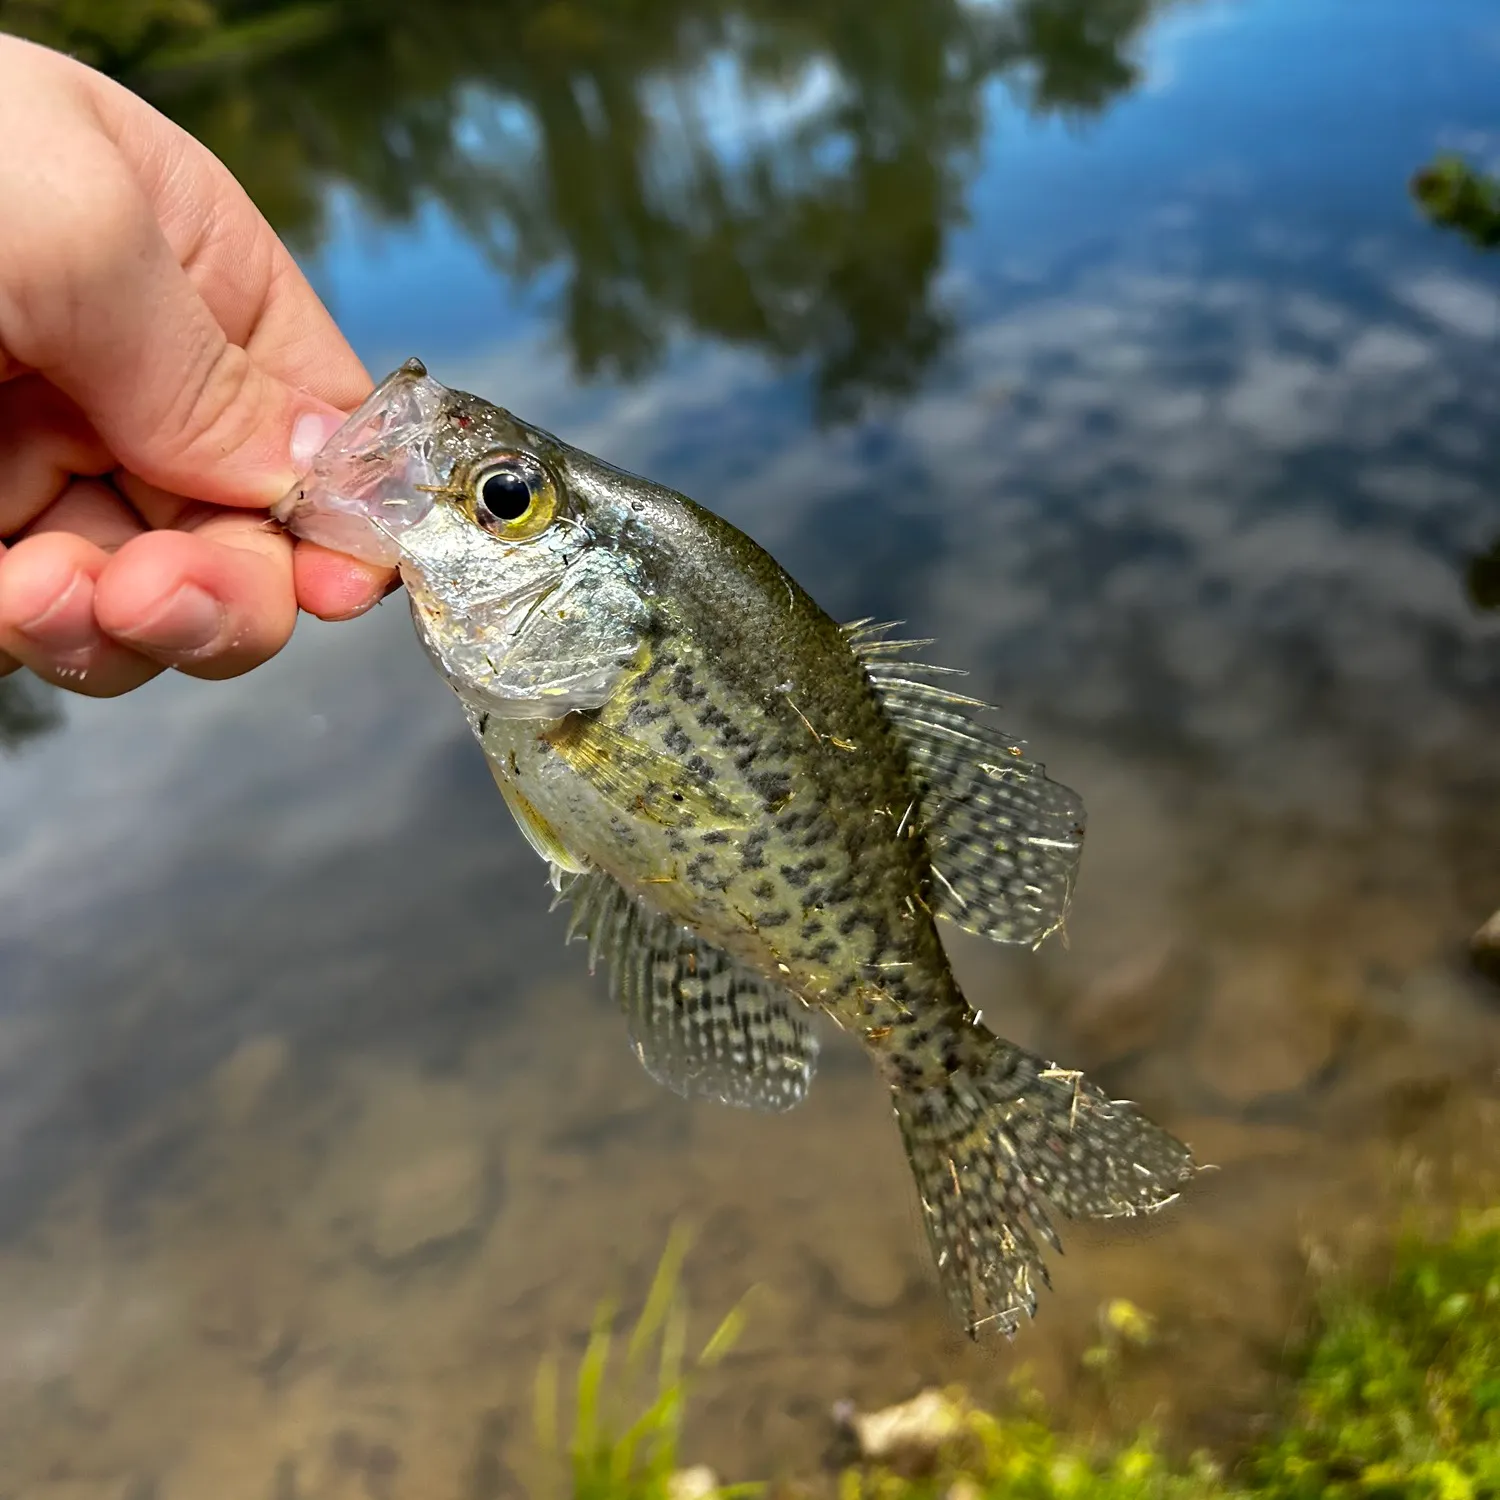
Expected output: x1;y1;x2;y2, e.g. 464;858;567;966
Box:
0;0;1498;1493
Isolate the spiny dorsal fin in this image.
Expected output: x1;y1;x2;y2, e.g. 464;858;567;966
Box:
845;621;1086;950
560;870;819;1112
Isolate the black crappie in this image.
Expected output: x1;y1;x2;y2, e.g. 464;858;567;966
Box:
276;359;1197;1337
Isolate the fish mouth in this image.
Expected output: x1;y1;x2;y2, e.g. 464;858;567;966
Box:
273;358;450;567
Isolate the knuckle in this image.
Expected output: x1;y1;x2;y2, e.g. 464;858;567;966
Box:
2;167;153;359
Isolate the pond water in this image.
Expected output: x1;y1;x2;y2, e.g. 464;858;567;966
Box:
1;0;1499;1493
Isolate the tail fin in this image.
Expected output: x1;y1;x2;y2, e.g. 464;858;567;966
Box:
894;1034;1195;1338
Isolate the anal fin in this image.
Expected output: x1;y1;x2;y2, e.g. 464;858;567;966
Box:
562;870;819;1113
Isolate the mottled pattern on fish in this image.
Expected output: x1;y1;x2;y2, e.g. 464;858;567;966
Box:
275;359;1199;1338
474;503;932;987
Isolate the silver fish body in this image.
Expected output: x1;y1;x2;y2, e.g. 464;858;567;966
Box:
276;360;1197;1336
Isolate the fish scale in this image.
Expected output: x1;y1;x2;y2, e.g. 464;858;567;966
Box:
598;610;937;999
275;358;1199;1339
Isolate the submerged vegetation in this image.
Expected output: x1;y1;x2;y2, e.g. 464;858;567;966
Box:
532;1226;763;1500
574;1215;1500;1500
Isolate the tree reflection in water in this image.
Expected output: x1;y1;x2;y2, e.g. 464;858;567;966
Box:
1408;156;1500;613
0;675;62;752
0;0;1180;416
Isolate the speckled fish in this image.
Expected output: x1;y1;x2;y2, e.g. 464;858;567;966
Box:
275;359;1197;1338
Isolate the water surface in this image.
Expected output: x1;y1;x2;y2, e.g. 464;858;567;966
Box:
1;0;1499;1493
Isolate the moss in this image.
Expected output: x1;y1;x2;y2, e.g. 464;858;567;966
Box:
1249;1212;1500;1500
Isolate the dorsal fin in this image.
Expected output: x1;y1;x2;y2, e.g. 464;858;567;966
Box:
845;622;1086;949
559;870;819;1112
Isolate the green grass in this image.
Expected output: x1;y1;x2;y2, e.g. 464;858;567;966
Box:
538;1212;1500;1500
531;1224;763;1500
843;1211;1500;1500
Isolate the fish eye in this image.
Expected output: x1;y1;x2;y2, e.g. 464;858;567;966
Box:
469;452;559;541
480;467;532;521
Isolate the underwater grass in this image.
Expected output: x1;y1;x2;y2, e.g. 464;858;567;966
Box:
532;1224;763;1500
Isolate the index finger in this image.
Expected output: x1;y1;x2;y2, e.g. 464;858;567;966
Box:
59;43;397;613
89;64;373;411
92;75;400;615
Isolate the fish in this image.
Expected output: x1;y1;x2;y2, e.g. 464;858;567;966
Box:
275;358;1197;1338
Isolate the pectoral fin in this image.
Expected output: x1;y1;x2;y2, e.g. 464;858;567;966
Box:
544;712;751;831
487;758;590;875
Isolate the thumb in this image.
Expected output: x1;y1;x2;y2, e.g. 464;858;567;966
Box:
1;133;344;508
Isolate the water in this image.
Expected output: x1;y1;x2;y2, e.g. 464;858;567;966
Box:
1;0;1499;1492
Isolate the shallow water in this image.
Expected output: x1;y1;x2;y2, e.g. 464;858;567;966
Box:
2;0;1500;1493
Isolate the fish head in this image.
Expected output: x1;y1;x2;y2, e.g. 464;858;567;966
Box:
274;359;653;720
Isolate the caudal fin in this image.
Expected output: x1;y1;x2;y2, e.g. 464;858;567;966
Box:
894;1035;1195;1338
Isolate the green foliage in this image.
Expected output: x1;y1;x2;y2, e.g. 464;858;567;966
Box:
1411;154;1500;251
840;1215;1500;1500
532;1225;763;1500
0;0;219;73
1250;1213;1500;1500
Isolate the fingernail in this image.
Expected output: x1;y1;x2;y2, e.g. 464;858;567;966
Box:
291;411;346;469
124;584;226;655
18;573;99;653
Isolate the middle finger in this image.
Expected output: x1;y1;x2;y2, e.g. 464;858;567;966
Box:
95;500;298;680
0;523;164;696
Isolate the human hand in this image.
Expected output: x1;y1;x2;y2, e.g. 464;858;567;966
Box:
0;35;393;698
